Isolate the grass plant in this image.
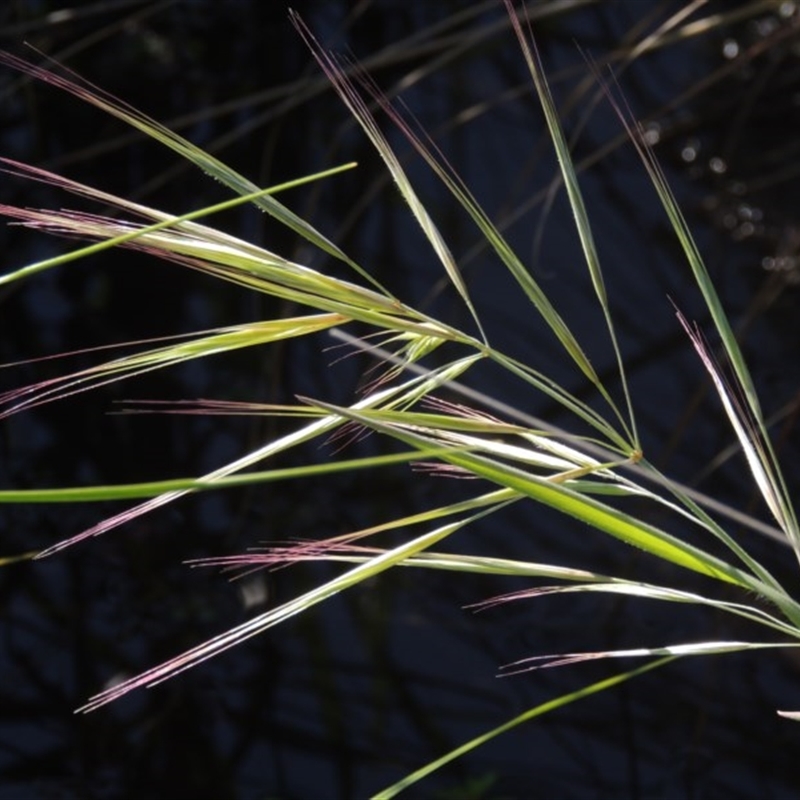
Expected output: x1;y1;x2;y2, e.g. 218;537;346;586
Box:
0;2;798;796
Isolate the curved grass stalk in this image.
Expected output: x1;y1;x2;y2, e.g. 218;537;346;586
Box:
374;656;676;799
0;447;458;505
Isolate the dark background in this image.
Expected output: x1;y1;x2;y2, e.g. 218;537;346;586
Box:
1;1;799;798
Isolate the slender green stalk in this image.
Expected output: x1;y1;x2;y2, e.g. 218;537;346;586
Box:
374;656;676;799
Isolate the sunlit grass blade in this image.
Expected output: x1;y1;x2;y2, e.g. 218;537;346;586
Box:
504;0;637;447
676;310;800;559
332;327;636;460
473;581;800;640
77;499;506;712
500;640;799;675
291;12;487;344
0;194;401;320
0;161;484;365
306;402;606;475
0;157;357;287
331;327;790;545
191;487;518;572
302;399;776;592
0;52;391;293
0;5;797;790
594;68;799;553
309;485;800;629
629;459;791;601
294;14;616;409
259;545;799;637
34;355;481;558
0;315;346;419
197;535;590;575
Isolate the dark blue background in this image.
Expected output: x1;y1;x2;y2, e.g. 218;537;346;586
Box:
1;1;799;797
